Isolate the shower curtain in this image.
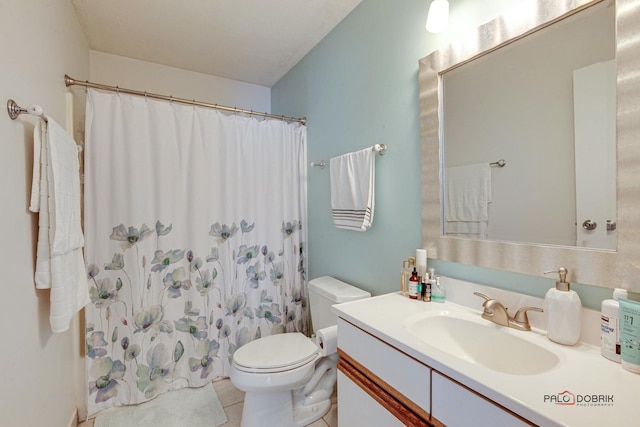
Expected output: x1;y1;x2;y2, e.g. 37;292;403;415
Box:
83;89;307;415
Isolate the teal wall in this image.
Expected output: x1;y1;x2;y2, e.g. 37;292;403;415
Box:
271;0;634;309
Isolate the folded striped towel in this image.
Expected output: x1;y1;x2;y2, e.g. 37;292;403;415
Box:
444;163;491;238
329;148;375;231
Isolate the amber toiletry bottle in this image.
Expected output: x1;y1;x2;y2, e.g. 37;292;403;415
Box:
408;267;419;299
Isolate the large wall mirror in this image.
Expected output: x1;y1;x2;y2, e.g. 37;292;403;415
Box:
419;0;640;290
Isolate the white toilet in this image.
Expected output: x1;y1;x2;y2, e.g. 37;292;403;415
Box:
230;276;371;427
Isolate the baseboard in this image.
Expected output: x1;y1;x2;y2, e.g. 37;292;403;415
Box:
68;408;78;427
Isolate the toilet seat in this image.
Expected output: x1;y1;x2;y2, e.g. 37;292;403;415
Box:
233;332;319;373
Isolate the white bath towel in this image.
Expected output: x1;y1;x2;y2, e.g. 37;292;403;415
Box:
329;148;375;231
29;120;44;213
445;163;491;221
48;119;84;253
30;121;51;287
445;163;491;238
30;116;89;333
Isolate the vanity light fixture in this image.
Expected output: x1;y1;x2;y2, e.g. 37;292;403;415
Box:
426;0;449;33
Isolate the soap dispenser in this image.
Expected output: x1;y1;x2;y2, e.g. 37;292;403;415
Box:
543;268;582;345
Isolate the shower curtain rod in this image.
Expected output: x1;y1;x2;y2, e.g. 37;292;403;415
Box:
64;75;307;125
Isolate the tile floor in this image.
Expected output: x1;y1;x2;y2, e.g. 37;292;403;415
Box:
78;378;338;427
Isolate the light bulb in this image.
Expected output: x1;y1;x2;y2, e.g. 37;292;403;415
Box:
426;0;449;33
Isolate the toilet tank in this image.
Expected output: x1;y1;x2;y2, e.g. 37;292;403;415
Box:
308;276;371;333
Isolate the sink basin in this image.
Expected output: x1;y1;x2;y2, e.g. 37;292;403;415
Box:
405;311;560;375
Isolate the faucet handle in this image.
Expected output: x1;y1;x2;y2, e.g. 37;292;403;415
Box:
473;292;491;303
474;292;503;309
512;306;543;331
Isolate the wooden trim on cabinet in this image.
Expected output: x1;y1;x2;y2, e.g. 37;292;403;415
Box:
338;349;432;426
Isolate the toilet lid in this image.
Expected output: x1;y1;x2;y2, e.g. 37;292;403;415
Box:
233;332;319;371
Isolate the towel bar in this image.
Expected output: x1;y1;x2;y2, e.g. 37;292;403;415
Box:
7;99;47;122
311;144;388;169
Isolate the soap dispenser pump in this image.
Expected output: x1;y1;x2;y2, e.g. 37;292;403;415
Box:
543;267;582;345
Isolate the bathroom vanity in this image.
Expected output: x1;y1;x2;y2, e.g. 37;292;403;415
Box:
334;277;638;426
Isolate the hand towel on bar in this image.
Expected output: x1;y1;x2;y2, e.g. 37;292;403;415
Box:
329;147;375;231
445;163;491;238
445;163;491;221
29;116;89;333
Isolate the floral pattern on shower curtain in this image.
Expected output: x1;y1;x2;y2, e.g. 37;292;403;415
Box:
83;89;307;415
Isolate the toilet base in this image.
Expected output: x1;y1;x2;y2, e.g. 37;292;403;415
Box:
293;399;332;427
239;390;332;427
241;390;295;427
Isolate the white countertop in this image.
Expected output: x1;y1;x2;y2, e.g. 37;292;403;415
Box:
333;287;639;426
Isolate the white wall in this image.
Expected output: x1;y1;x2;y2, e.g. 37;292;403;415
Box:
0;1;90;426
0;5;271;426
89;51;271;113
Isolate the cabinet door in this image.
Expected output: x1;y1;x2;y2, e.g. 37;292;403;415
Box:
338;318;431;414
431;372;533;427
337;371;406;427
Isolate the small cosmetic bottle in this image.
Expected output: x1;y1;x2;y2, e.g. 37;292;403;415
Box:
400;260;410;296
421;275;431;302
408;267;419;299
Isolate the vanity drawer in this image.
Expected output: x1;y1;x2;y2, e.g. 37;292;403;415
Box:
431;371;534;427
337;317;431;417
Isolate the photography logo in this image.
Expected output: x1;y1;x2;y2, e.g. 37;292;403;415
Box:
544;390;576;406
543;390;614;407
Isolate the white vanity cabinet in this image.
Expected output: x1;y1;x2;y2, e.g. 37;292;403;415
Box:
334;290;637;426
431;372;533;427
337;317;535;427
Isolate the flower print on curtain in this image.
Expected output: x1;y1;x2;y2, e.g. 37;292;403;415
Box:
83;89;307;415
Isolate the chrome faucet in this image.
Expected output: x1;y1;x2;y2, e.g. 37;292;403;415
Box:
473;292;543;331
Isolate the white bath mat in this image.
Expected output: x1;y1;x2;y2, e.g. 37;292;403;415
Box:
94;383;228;427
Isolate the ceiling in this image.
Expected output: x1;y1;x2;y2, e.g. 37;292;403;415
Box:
71;0;362;88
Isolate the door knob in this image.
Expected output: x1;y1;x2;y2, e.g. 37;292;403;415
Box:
582;220;597;231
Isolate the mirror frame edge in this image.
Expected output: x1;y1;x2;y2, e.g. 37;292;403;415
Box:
419;0;640;291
